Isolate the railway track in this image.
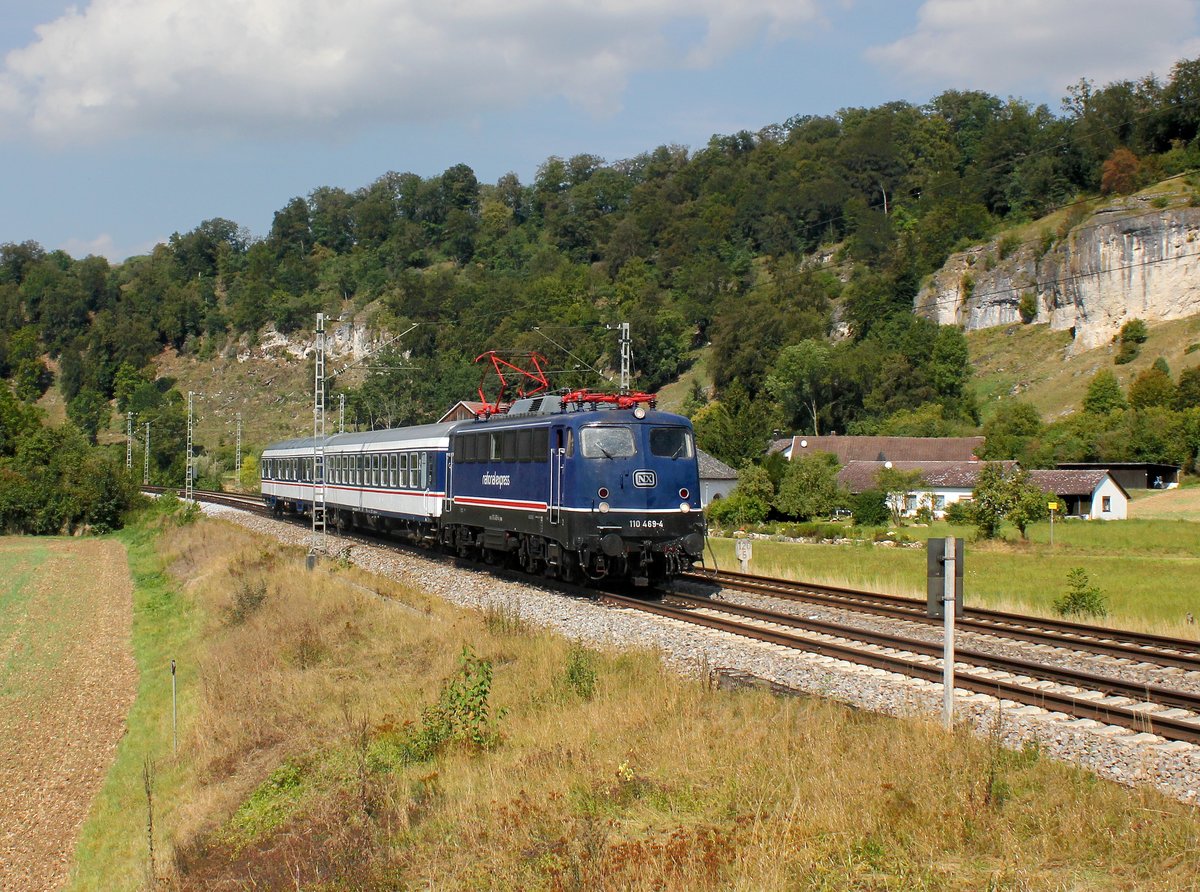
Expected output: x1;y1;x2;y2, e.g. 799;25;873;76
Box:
685;568;1200;673
153;487;1200;744
611;590;1200;745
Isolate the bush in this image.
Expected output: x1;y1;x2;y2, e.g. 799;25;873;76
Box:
1053;568;1108;619
943;500;973;525
852;490;891;526
1018;292;1038;324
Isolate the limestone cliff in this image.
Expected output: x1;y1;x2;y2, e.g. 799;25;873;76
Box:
914;202;1200;352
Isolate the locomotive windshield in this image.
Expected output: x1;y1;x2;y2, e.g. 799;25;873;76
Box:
649;427;694;459
580;426;636;459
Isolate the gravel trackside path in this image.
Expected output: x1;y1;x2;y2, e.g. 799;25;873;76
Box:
0;539;137;892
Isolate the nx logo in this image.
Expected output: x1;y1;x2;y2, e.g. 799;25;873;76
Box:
633;470;657;488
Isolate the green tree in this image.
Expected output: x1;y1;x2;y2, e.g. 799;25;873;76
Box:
1128;366;1177;409
1177;366;1200;409
1007;471;1052;539
765;340;832;434
66;388;109;444
980;401;1043;459
1082;370;1127;414
875;465;927;523
971;462;1016;539
773;452;841;519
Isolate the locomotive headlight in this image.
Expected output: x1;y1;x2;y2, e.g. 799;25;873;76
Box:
680;502;691;513
633;406;646;419
598;501;610;513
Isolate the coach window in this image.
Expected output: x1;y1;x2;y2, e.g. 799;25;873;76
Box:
398;453;408;488
418;452;429;489
580;426;636;459
532;428;548;462
409;451;420;487
517;429;533;462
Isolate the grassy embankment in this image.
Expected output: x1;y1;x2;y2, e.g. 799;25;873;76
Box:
69;507;1200;890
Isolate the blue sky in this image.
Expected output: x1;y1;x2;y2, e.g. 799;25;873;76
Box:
2;0;1199;263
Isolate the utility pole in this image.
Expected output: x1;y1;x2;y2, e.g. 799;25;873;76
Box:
143;422;151;486
339;393;345;434
606;322;631;394
235;413;243;478
185;391;195;506
126;412;133;473
310;314;327;563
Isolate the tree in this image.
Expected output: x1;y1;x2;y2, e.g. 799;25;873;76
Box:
971;462;1016;539
774;452;841;520
1128;366;1177;409
980;400;1043;459
1082;370;1127;414
766;340;832;434
66;388;109;444
875;465;927;523
1100;147;1141;194
1007;471;1051;539
1177;366;1200;409
970;463;1049;539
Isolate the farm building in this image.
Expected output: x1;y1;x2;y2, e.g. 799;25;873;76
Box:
1056;462;1180;490
697;450;738;507
1028;470;1129;520
836;460;1013;519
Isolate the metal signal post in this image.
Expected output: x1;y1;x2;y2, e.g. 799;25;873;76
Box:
235;413;243;478
185;392;195;506
126;412;133;472
310;314;327;561
143;422;151;486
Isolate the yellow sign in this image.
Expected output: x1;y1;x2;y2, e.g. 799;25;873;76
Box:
1048;502;1058;511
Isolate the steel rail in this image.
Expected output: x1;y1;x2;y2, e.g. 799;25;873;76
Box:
665;591;1200;713
604;592;1200;745
688;568;1200;671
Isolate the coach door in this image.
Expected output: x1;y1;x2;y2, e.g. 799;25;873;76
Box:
550;427;565;524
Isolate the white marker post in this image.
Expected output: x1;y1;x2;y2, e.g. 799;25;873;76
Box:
735;537;752;573
170;659;177;756
942;536;955;729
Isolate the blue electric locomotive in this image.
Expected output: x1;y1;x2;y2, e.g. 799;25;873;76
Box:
260;394;706;584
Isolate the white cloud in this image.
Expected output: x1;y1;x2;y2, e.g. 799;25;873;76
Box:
0;0;820;143
867;0;1200;99
59;232;161;262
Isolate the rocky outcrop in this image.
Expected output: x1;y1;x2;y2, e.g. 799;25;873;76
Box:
239;317;384;363
915;202;1200;352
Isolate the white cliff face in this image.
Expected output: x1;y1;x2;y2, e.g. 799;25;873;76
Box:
914;204;1200;352
239;318;384;363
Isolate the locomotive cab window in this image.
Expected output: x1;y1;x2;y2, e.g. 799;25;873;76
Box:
580;426;636;459
649;427;694;459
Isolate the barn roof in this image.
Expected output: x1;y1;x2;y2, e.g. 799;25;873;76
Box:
697;449;738;480
788;435;985;463
836;460;1015;493
1027;469;1127;498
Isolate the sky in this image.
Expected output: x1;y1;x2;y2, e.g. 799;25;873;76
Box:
2;0;1200;263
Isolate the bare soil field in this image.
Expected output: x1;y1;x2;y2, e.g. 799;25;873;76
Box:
1130;486;1200;520
0;539;137;891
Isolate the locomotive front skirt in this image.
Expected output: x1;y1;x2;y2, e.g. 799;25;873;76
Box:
261;397;707;584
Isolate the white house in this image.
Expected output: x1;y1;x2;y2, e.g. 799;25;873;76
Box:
1027;470;1129;520
697;450;738;507
836;461;1129;521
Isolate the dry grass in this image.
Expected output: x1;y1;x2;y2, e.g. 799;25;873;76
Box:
85;516;1200;890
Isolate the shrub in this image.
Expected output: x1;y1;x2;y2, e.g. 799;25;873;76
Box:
1018;292;1038;324
224;579;268;625
560;645;598;700
943;500;973;525
1053;568;1108;619
852;490;891;526
1121;319;1149;344
998;232;1022;260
